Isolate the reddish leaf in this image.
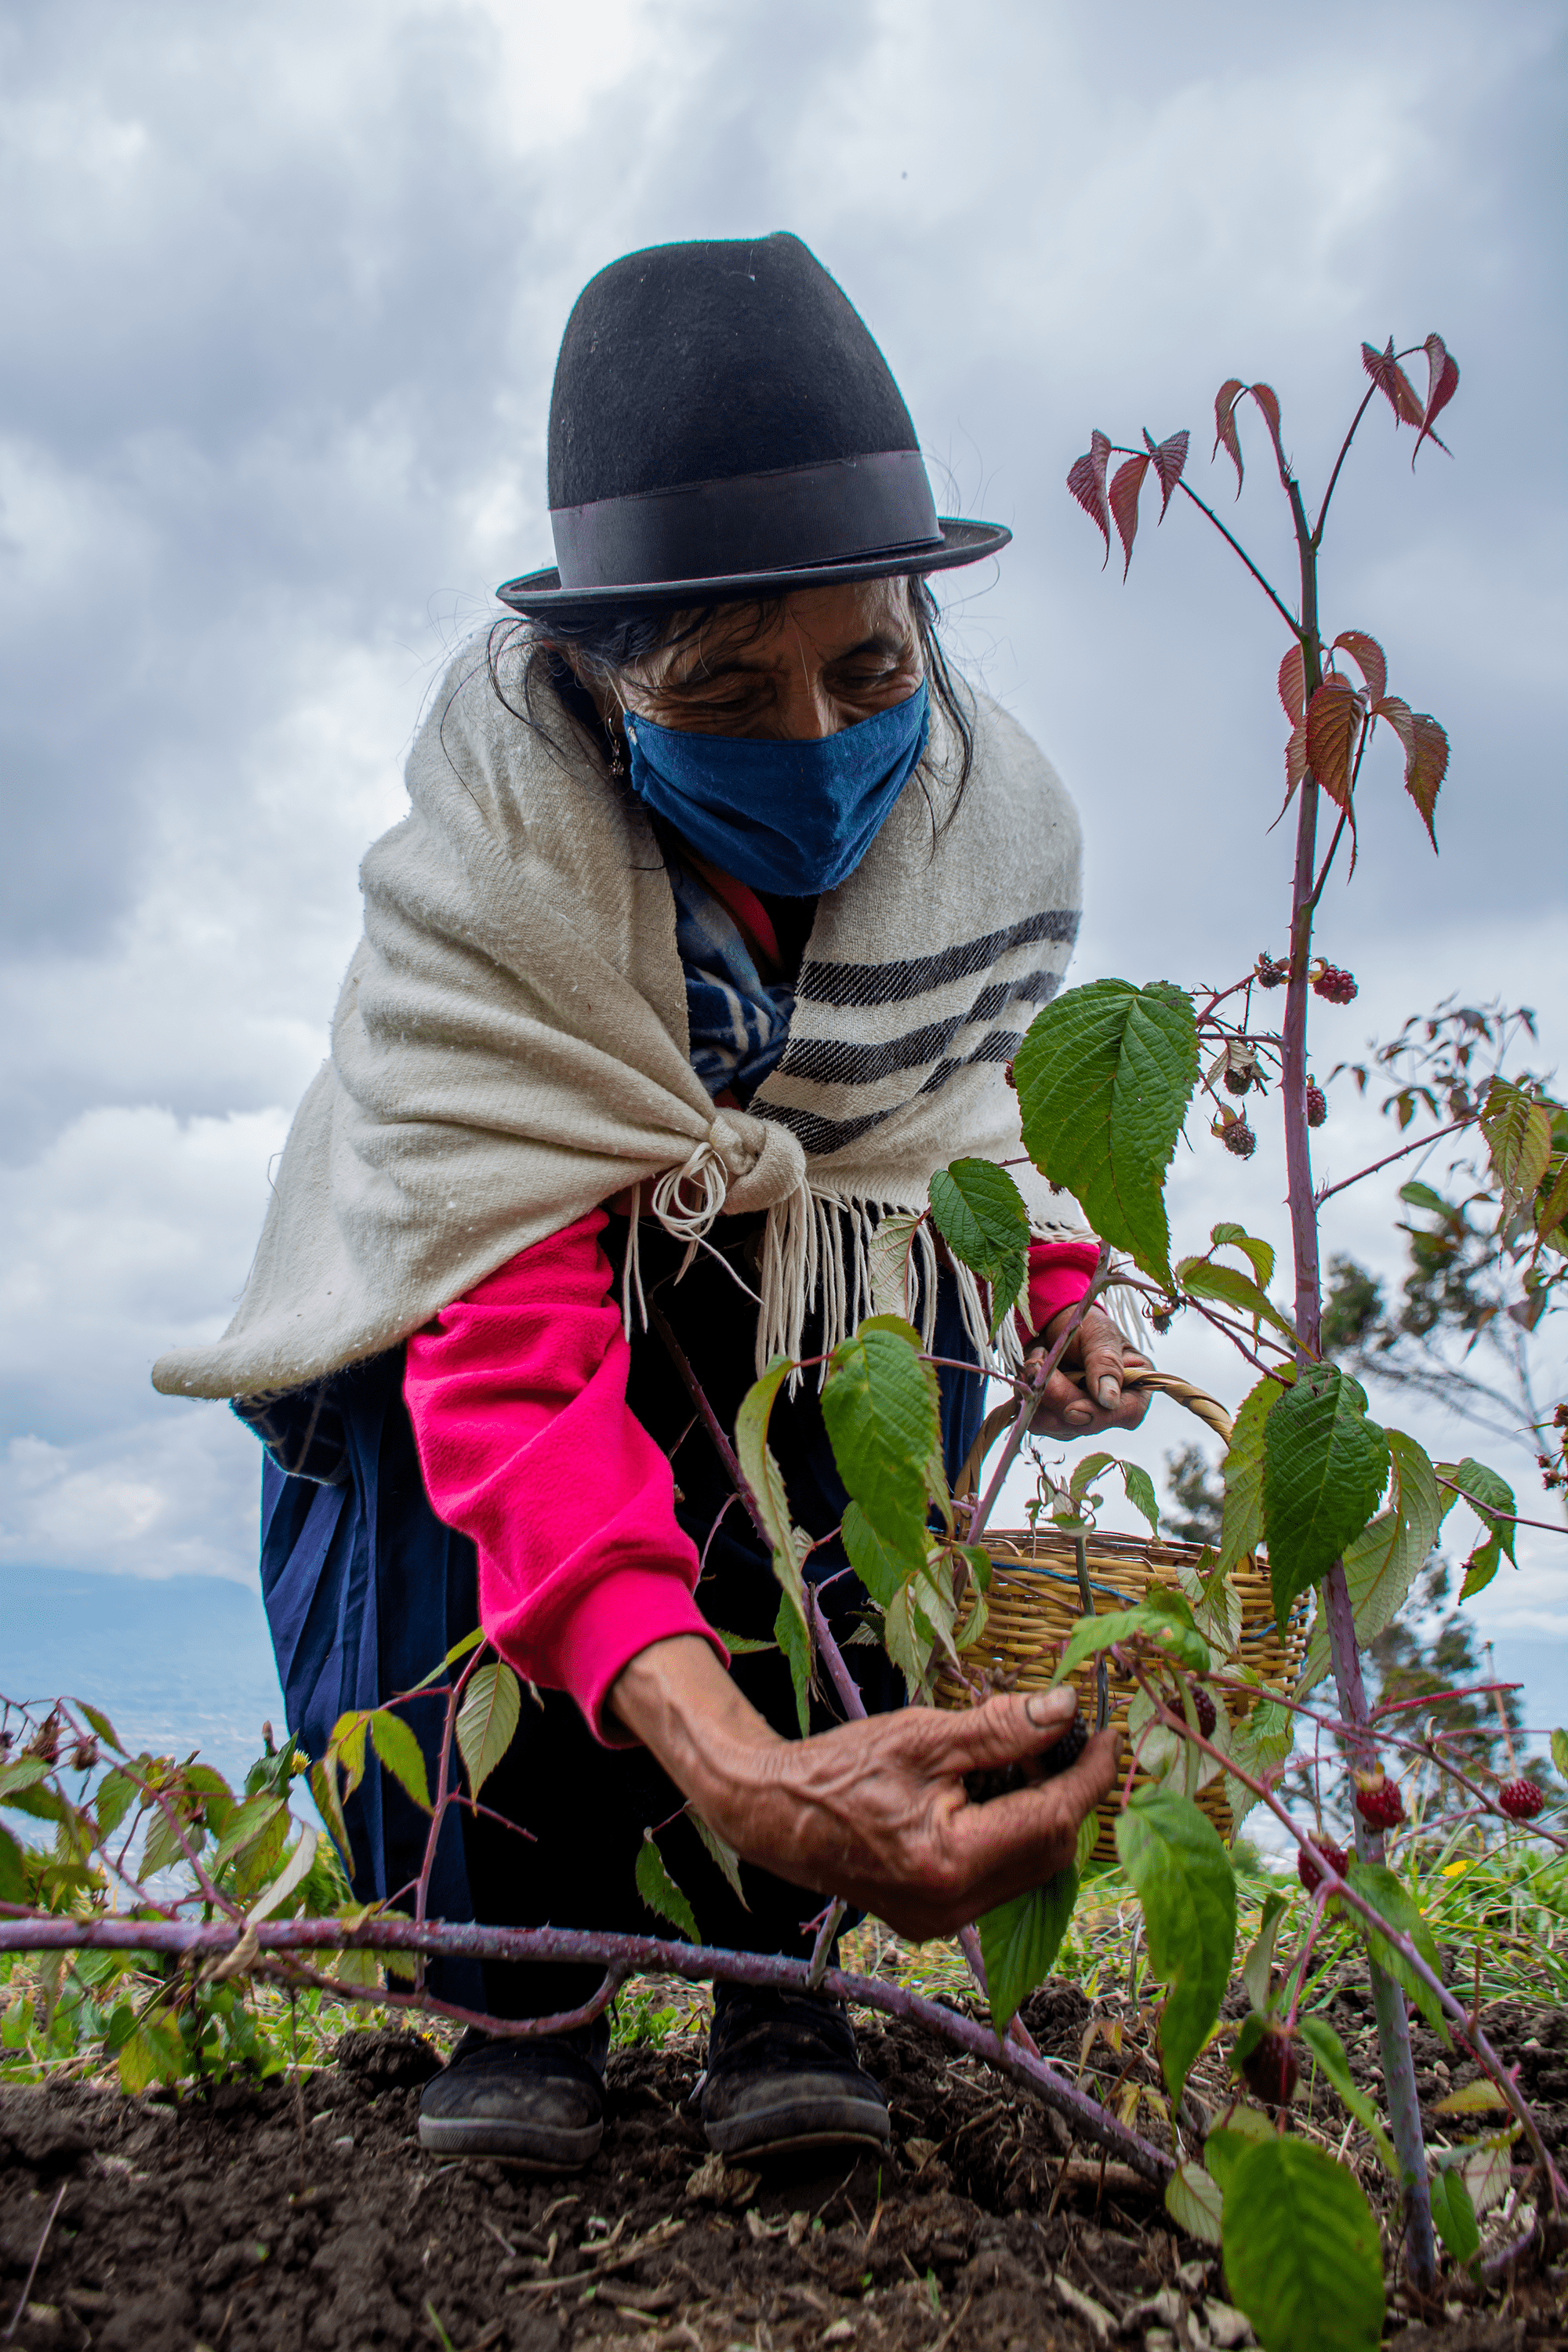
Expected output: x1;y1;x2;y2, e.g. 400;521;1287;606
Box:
1361;338;1423;426
1109;455;1149;578
1067;430;1112;564
1213;379;1246;494
1332;630;1388;706
1248;383;1284;461
1414;335;1459;466
1370;693;1414;757
1283;718;1309;808
1405;713;1448;845
1305;673;1359;808
1142;427;1191;519
1277;645;1305;725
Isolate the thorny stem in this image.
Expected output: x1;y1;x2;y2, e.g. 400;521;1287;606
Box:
969;1251;1113;1543
0;1915;1176;2184
1167;474;1303;636
1312;384;1381;546
1313;1117;1468;1207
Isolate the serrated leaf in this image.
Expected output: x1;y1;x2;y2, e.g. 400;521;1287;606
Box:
1362;336;1424;426
977;1867;1077;2031
328;1709;373;1798
1164;2159;1224;2245
1298;1428;1439;1693
456;1662;521;1801
118;2016;185;2095
140;1804;194;1878
248;1825;320;1926
1296;2016;1397;2174
1276;645;1305;725
1482;1080;1553;1210
1055;1599;1208;1684
1120;1461;1161;1537
1012;978;1199;1288
1305;673;1360;810
840;1502;914;1606
368;1709;433;1813
1403;713;1447;844
0;1758;51;1802
310;1758;354;1875
735;1356;812;1629
1331;631;1388;707
1222;2136;1384;2352
93;1767;139;1839
1145;426;1189;518
1437;1454;1517;1598
1247;381;1283;450
1214;377;1246;492
1210;1221;1276;1294
0;1826;28;1904
1114;1787;1235;2101
635;1831;699;1943
1463;2136;1515;2215
76;1704;125;1755
1429;2165;1479;2269
1219;1374;1286;1573
822;1316;942;1566
210;1791;285;1871
1346;1860;1449;2043
1433;2078;1508;2114
1552;1727;1568;1781
706;1626;776;1655
775;1592;812;1738
1109;453;1149;577
1066;429;1112;561
1263;1367;1389;1628
928;1159;1030;1338
686;1805;747;1909
1240;1892;1288;2012
1177;1256;1295;1341
1413;332;1460;466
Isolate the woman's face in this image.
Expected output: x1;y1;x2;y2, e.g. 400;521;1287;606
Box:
593;576;924;742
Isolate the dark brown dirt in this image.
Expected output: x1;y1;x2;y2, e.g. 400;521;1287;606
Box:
2;1990;1563;2351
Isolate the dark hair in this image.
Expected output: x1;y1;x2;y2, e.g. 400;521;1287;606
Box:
481;576;975;840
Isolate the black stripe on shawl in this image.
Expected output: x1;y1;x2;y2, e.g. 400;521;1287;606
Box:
760;1028;1029;1159
781;970;1059;1090
796;908;1080;1011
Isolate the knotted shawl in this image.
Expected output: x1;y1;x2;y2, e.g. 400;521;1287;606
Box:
152;637;1088;1403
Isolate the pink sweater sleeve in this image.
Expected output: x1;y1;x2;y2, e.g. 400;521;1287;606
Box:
1024;1239;1102;1340
403;1210;724;1744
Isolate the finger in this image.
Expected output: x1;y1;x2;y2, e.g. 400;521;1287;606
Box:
1076;1310;1127;1411
1031;1365;1096;1431
916;1688;1078;1777
941;1728;1123;1909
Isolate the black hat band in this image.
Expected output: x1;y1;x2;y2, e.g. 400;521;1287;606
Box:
550;448;942;593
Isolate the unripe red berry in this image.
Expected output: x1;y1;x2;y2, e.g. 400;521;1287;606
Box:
1354;1770;1405;1831
1222;1117;1257;1159
1298;1835;1348;1896
1497;1778;1544;1821
1306;1082;1327;1127
1192;1686;1217;1738
1312;964;1359;1005
1241;2024;1299;2109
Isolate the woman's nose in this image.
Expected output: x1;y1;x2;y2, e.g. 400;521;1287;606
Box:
774;666;839;741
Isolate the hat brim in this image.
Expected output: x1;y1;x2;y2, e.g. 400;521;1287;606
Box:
492;517;1011;615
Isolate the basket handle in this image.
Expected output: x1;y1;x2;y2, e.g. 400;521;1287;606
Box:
953;1364;1235;1502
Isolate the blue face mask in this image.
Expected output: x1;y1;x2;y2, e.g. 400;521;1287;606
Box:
622;679;930;897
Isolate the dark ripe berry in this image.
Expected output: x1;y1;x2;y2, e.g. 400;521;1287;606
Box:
1222;1117;1257;1159
1256;953;1289;989
1312;964;1359;1005
1241;2024;1299;2109
70;1737;100;1772
964;1709;1088;1806
1004;1058;1017;1091
1306;1082;1327;1127
1192;1686;1217;1737
1224;1065;1250;1094
1354;1771;1405;1831
1498;1778;1544;1821
1298;1835;1348;1896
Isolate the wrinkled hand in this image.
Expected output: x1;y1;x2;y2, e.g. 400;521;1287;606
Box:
1023;1302;1152;1442
610;1639;1120;1942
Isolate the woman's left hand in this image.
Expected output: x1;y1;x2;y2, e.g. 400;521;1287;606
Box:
1022;1302;1152;1441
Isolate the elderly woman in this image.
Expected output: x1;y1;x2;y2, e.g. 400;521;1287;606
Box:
154;234;1147;2170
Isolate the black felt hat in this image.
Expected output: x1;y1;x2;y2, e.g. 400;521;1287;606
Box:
495;234;1011;613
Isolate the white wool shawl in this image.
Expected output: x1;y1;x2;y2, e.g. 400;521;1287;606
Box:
152;638;1089;1403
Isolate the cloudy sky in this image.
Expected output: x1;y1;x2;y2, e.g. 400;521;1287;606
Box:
3;0;1565;1726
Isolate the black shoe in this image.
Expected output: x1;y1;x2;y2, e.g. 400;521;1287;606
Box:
417;2018;608;2165
699;1985;890;2160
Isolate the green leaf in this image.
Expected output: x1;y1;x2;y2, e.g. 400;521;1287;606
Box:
140;1805;193;1878
327;1709;374;1798
1114;1787;1236;2101
455;1662;521;1801
1263;1366;1389;1628
1296;2016;1397;2175
1345;1860;1449;2042
1481;1079;1553;1210
0;1826;28;1905
706;1627;777;1656
1210;1222;1276;1294
1298;1428;1441;1693
310;1759;354;1877
1221;2136;1384;2352
77;1704;125;1755
929;1160;1030;1338
1203;2124;1258;2199
822;1316;942;1566
1438;1457;1518;1598
1011;978;1200;1287
1055;1598;1208;1685
118;2016;186;2095
1176;1257;1296;1341
1219;1375;1286;1573
368;1711;433;1813
976;1869;1077;2031
1120;1461;1161;1538
735;1356;812;1627
635;1831;699;1944
0;1758;51;1804
1428;2165;1480;2270
685;1806;747;1909
1164;2161;1224;2245
842;1499;917;1609
775;1593;812;1738
210;1792;286;1872
1240;1892;1287;2012
1552;1727;1568;1783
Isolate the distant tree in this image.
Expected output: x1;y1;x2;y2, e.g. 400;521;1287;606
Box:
1161;1442;1224;1545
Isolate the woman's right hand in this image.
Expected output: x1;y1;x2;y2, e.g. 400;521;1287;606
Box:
608;1635;1117;1942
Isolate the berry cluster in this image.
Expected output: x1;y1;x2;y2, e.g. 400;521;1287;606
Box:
1497;1778;1544;1822
1312;964;1359;1004
1306;1081;1327;1127
1255;951;1289;989
1191;1685;1217;1738
1354;1769;1405;1831
1241;2023;1300;2109
1221;1116;1257;1159
1297;1835;1349;1896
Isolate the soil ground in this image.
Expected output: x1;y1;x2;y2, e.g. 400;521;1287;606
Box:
2;1983;1563;2352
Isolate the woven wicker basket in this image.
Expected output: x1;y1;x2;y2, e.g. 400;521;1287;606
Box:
935;1368;1305;1862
